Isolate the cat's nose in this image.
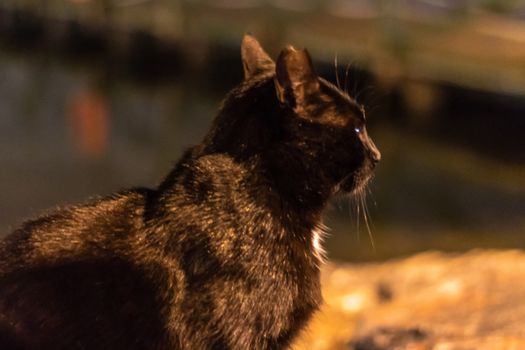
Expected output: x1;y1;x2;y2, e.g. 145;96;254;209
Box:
368;140;381;164
371;148;381;164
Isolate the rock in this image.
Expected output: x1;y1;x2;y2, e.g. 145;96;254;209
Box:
293;250;525;350
350;327;429;350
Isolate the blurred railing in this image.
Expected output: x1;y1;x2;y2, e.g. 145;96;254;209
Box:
1;0;525;95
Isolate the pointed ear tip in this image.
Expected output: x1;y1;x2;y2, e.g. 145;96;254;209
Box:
242;33;258;45
277;45;313;64
276;45;295;61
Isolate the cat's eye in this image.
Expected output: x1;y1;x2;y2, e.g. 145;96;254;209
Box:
354;127;362;134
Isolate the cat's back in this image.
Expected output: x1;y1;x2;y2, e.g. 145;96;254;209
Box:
0;188;152;272
0;188;176;349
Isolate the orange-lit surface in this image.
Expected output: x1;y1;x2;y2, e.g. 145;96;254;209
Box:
294;251;525;349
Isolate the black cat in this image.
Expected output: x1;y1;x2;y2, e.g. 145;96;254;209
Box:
0;35;380;349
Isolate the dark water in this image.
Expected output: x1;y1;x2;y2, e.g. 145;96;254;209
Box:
1;48;524;262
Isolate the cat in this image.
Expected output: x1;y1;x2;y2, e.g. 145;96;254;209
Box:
0;35;380;349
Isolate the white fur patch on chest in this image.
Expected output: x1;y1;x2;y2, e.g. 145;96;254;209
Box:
312;224;329;263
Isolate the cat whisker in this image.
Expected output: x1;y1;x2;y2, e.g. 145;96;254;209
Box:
354;85;375;106
367;185;378;207
346;192;361;245
360;187;376;251
365;103;380;117
334;53;341;89
350;62;360;102
346;193;355;219
344;61;352;96
343;61;366;105
354;84;368;105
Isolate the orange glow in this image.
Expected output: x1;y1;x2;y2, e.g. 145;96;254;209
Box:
68;89;110;159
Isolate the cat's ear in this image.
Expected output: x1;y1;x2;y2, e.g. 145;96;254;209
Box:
275;46;319;108
241;34;274;80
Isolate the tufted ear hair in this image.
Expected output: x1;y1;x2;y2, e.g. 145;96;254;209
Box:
274;46;319;109
241;34;275;80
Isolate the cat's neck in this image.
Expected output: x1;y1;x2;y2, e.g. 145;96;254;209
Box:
154;150;327;233
257;152;331;224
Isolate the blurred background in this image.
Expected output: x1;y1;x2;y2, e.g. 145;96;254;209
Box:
0;0;524;262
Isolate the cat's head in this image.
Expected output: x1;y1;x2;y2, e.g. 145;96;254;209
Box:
205;35;380;199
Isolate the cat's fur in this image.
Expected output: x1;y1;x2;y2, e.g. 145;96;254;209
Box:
0;35;380;349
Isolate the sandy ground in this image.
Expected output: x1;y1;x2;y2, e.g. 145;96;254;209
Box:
294;250;525;350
